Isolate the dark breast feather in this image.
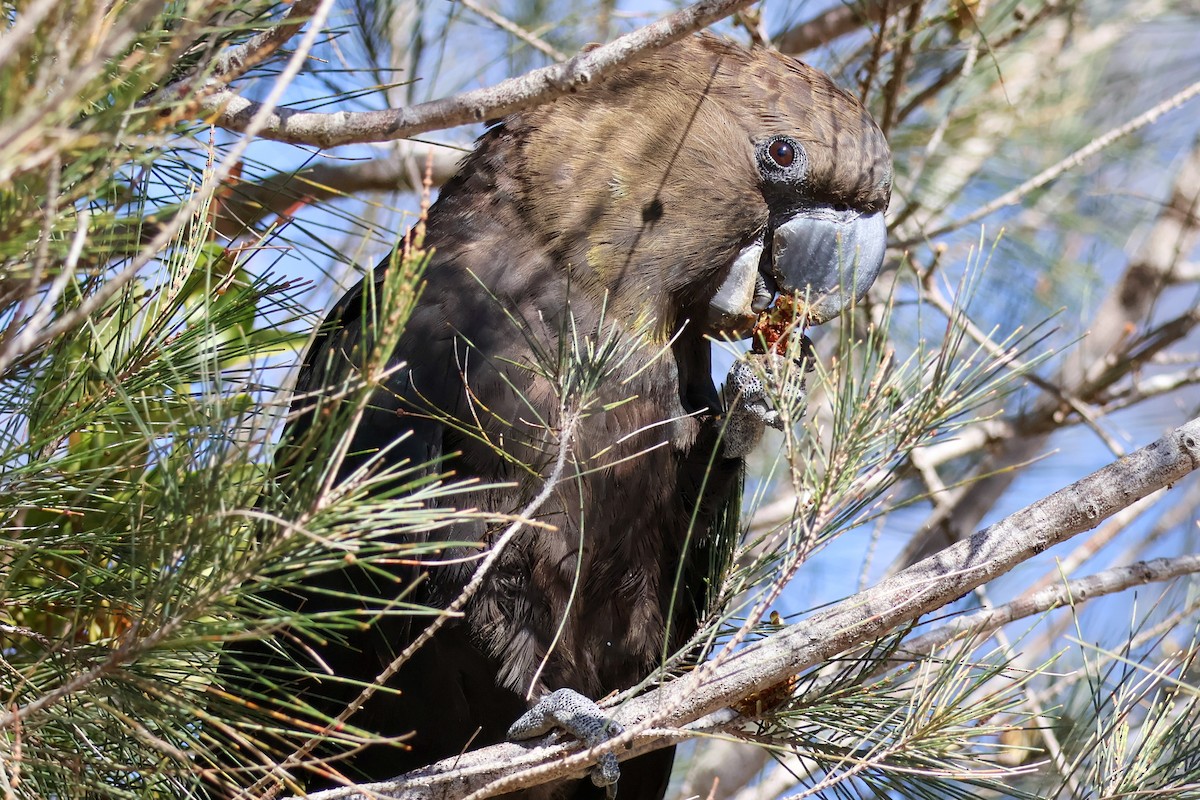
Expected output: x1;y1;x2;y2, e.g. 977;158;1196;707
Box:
258;120;743;798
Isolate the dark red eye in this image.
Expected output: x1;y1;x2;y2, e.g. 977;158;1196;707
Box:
768;139;795;167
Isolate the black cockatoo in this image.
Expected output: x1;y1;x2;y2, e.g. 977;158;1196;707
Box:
257;33;891;800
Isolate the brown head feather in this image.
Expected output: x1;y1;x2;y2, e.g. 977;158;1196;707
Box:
504;33;891;334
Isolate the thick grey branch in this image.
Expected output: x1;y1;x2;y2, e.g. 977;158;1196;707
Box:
204;0;757;147
295;417;1200;800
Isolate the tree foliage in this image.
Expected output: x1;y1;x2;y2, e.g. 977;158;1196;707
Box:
1;0;1199;798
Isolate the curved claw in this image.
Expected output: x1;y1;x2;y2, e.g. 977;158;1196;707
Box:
721;345;811;458
508;688;624;793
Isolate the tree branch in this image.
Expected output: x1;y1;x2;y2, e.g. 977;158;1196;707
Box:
202;0;758;147
456;0;568;62
895;552;1200;663
775;0;918;55
212;143;463;239
1105;367;1200;410
0;0;337;380
295;416;1200;800
146;0;322;110
212;0;322;79
900;77;1200;246
890;128;1200;571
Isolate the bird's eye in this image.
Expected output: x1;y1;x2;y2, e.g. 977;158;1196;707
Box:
757;137;806;184
768;139;795;167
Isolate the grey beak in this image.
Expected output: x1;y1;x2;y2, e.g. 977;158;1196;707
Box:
706;239;772;334
768;206;887;324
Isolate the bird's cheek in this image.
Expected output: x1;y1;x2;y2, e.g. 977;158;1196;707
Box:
769;208;887;325
705;239;775;337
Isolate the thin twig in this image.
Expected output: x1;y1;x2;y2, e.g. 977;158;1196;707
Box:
901;77;1200;246
0;0;337;380
147;0;323;108
897;553;1200;663
878;0;924;137
255;407;586;797
1105;367;1200;410
0;625;52;650
970;585;1085;798
456;0;568;61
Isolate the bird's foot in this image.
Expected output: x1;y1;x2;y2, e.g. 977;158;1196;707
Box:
721;335;813;458
508;688;625;797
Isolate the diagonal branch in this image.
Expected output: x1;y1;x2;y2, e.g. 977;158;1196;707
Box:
296;416;1200;800
203;0;758;147
211;0;322;79
456;0;568;62
898;551;1200;662
901;77;1200;247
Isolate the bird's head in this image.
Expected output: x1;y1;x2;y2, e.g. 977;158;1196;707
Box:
510;33;892;339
